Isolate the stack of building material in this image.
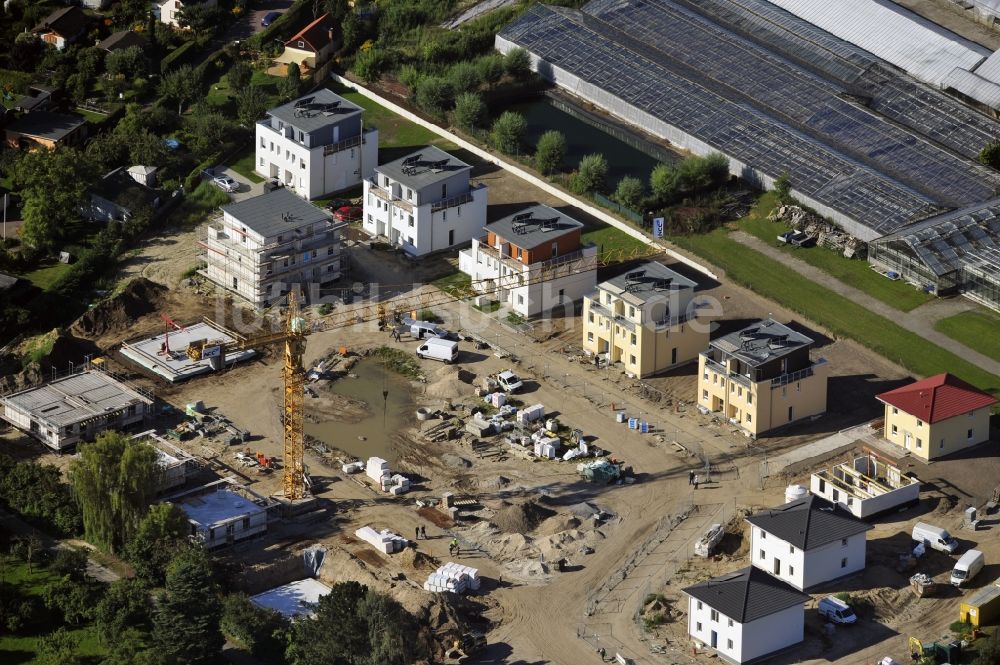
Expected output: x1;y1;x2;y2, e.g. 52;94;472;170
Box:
488;392;506;408
342;461;364;474
534;440;558;459
578;459;621;484
423;562;481;594
516;403;545;425
383;473;411;495
355;526;407;554
366;457;390;482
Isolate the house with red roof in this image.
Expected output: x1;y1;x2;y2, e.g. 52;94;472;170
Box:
877;373;997;460
268;14;339;78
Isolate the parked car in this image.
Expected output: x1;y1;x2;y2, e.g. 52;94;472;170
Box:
324;198;353;211
264;178;283;193
212;175;238;193
495;370;523;393
402;318;449;340
261;11;281;26
777;230;816;247
818;596;857;624
333;205;363;222
912;522;959;554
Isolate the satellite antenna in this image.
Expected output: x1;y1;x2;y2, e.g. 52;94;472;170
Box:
401;154;421;175
539;217;559;231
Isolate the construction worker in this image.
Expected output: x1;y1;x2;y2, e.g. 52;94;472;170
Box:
688;470;695;485
415;526;420;540
451;538;460;556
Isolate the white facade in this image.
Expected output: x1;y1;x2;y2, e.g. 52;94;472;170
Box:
750;526;867;591
810;456;921;519
159;0;218;27
175;487;271;549
458;237;597;317
688;597;803;664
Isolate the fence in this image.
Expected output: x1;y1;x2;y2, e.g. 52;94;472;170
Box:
592;192;643;224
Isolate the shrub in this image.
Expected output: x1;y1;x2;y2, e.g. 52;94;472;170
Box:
979;141;1000;169
453;92;486;131
415;76;454;116
773;170;792;204
490;111;527;154
614;175;644;210
448;61;481;94
398;64;422;92
475;54;504;86
160;41;197;74
576;153;609;193
353;47;392;85
534;130;566;175
650;163;678;202
503;47;531;78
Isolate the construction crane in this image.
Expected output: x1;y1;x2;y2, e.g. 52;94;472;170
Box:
184;240;665;501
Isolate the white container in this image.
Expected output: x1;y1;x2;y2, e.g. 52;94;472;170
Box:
615;411;627;423
785;484;808;504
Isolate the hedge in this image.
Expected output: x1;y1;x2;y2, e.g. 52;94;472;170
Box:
184;152;224;192
161;40;199;74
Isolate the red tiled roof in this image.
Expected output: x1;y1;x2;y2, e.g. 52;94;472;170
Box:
877;373;998;423
285;13;337;53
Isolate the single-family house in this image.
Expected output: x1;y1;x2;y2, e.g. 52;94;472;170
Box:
458;204;598;317
877;373;998;461
13;85;59;113
582;261;708;377
4;111;88;150
684;566;809;664
362;145;488;257
269;13;339;78
98;30;148;53
746;495;872;591
32;7;87;50
158;0;218;27
84;167;162;223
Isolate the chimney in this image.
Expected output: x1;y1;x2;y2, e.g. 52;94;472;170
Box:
328;27;334;44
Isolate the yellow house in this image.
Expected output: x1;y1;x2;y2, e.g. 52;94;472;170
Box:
269;14;339;78
877;373;997;461
697;319;829;437
581;261;709;378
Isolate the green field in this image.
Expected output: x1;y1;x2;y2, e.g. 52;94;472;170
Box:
22;262;72;291
738;194;933;312
671;228;999;396
581;225;648;261
431;271;472;298
934;309;1000;364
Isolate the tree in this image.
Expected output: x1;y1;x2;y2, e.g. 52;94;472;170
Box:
50;548;88;582
614;175;644;210
106;45;147;80
12;532;43;573
324;0;348;22
43;577;97;626
100;628;167;665
575;153;609;193
152;546;223;665
279;63;302;101
448;61;480;94
475;54;504;87
490;111;527;155
649;162;678;203
228;60;252;91
974;631;1000;665
453;92;486;131
980;142;1000;169
220;594;290;662
773;170;792;204
186;105;234;161
235;84;268;128
290;582;425;665
126;129;168;168
13;147;94;251
68;431;161;555
37;627;82;665
353;48;389;86
534;130;566;175
176;3;225;34
342;12;362;52
160;64;197;114
96;579;152;645
0;456;82;536
415;76;454;116
503;47;531;79
125;503;189;585
11;32;42;72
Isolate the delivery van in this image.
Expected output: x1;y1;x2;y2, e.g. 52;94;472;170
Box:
912;522;959;554
951;549;985;587
416;338;458;364
818;596;857;624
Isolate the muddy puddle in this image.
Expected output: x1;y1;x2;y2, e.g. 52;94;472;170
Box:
306;359;413;464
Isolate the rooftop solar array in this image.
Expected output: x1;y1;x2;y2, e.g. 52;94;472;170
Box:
500;0;1000;239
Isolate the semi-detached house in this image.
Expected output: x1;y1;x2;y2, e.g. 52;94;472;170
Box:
255;89;377;201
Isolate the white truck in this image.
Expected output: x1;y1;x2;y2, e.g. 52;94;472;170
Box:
416;338;458;364
494;370;523;393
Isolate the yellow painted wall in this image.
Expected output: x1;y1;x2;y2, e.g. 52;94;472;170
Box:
883;404;992;460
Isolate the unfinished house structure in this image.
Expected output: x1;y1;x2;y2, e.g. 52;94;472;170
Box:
170;479;277;548
0;369;153;451
810;452;921;519
132;430;196;492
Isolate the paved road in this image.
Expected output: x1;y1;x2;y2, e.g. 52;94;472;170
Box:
729;231;1000;379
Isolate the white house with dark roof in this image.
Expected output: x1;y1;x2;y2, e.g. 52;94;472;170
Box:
746;495;872;591
255;89;377;200
362;145;487;257
684;566;810;664
201;188;347;306
458;204;597;316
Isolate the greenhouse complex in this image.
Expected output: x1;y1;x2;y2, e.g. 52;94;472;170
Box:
497;0;1000;312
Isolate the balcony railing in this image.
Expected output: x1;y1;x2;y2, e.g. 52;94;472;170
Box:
701;354;752;388
770;358;826;389
431;191;474;213
322;128;374;156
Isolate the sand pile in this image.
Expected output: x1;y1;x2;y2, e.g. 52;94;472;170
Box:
425;365;477;399
492;500;557;535
536;514;581;536
459;521;534;561
536;528;604;560
398;547;438;572
72;278;167;337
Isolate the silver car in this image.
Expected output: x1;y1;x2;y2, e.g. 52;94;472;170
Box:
212;175;238;192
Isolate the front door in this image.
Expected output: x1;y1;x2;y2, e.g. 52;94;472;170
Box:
711;630;718;649
904;432;912;449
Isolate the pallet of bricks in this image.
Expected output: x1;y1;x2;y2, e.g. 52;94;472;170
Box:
423;562;481;594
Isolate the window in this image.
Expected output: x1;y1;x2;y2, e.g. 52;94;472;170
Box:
552;242;557;258
629;306;635;318
727;619;733;628
696;622;702;632
789;565;794;576
298;130;304;142
630;333;637;345
841;557;848;568
892;407;898;415
441;183;447;198
759;549;765;560
629;355;636;365
260;137;265;147
327;246;334;255
760;530;766;539
703;369;708;379
517;295;524;305
297;40;305;47
737;387;742;397
940;439;945;449
259;157;264;166
746;413;752;423
841;538;848;546
916;438;922;449
300;159;306;169
789;544;794;553
727;639;733;650
588;332;594;342
443;210;447;221
408;217;414;228
702;389;708;400
773;558;780;575
697;601;702;610
747;393;752;405
968;429;974;441
710;610;719;622
917;420;923;428
891;424;898;436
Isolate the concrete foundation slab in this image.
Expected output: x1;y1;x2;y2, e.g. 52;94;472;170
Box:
119;321;256;382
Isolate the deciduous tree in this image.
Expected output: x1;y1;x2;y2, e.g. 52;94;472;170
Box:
125;503;189;585
503;47;531;79
13;147;93;251
575;153;609;193
96;579;152;645
453;92;486;131
235;84;268;127
614;175;644;210
228;60;252;91
159;64;197;114
534;130;566;175
490;111;527;155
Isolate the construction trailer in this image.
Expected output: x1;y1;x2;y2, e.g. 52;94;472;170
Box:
168;479;279;548
960;583;1000;627
0;367;153;451
810;451;920;519
131;429;196;492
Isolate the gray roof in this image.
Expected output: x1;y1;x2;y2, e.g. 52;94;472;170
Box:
0;272;19;290
600;261;698;304
487;204;582;249
710;319;813;367
222;188;332;238
683;566;809;624
5;111;85;141
93;167;160;209
745;495;872;550
375;145;471;189
267;89;362;133
0;370;152;429
98;30;147;52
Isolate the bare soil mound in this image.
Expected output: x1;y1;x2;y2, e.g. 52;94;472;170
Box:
72;278;167;338
398;547;438;572
492;500;557;535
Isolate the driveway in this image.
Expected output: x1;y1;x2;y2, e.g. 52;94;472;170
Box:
219;167;266;202
229;0;295;44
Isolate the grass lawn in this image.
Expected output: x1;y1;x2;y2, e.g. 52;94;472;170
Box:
22;261;72;291
582;225;648;262
228;144;265;183
934;309;1000;364
671;228;999;396
206;70;285;115
431;271;472;297
170;180;231;228
75;107;108;124
738;193;933;312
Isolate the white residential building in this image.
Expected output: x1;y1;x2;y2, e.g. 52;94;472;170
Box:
255;89;377;201
810;453;921;519
684;566;809;664
746;495;872;591
362;146;487;257
170;480;277;549
458;204;597;317
202;188;347;306
157;0;218;27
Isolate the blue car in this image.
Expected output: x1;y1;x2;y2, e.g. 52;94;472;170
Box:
261;11;281;27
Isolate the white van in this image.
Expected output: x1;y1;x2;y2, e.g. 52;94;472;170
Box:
951;549;985;587
818;596;857;624
405;318;449;340
416;338;458;364
912;522;959;554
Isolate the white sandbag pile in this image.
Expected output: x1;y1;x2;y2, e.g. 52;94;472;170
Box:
516;403;545;425
355;526;407;554
423;562;481;594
